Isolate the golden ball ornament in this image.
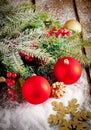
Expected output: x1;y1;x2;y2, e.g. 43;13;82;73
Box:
64;20;82;33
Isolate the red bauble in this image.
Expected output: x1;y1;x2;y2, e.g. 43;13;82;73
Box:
22;76;51;104
54;57;82;84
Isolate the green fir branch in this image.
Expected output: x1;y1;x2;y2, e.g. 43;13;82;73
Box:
0;41;31;79
38;34;91;66
19;47;54;64
0;2;50;39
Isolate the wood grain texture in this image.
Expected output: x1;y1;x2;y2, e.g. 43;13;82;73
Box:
10;0;32;6
75;0;91;78
35;0;76;25
75;0;91;39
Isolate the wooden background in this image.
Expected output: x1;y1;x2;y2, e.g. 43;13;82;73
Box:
10;0;91;86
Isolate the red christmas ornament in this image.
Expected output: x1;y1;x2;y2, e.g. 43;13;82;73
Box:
22;76;51;104
54;57;82;84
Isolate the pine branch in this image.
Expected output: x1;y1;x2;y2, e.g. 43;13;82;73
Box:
0;3;32;38
19;47;54;64
0;0;9;5
38;34;91;66
0;2;49;39
0;41;31;79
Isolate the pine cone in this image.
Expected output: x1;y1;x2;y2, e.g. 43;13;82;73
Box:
51;82;67;98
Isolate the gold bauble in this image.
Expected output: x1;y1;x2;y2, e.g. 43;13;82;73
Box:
64;20;82;33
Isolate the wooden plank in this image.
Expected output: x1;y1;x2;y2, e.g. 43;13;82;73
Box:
75;0;91;79
35;0;76;25
10;0;32;6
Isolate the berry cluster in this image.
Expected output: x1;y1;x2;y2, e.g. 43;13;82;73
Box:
6;72;17;101
19;52;34;62
19;51;46;66
46;26;71;38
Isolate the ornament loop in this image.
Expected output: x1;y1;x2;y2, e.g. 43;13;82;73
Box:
64;59;69;64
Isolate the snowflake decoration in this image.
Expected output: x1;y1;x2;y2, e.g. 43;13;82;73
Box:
48;98;91;130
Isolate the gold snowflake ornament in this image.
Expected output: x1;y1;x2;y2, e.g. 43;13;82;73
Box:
48;98;91;130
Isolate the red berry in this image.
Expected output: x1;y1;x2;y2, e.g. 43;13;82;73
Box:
11;79;15;86
32;43;38;48
58;29;64;34
11;72;17;78
46;31;54;37
6;78;12;87
29;56;34;62
25;55;34;62
10;96;16;101
62;27;67;33
7;72;12;78
50;31;54;36
19;52;27;57
8;89;16;95
6;78;15;87
6;78;10;84
62;33;68;36
65;31;72;36
7;82;13;87
58;27;67;34
52;26;57;32
25;55;30;60
56;32;62;38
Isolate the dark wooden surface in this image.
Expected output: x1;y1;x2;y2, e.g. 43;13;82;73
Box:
75;0;91;79
10;0;91;84
10;0;32;6
35;0;76;25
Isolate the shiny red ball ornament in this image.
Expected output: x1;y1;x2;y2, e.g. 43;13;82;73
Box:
22;76;51;104
54;57;82;84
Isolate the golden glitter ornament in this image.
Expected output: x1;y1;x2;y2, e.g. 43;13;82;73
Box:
51;82;67;98
64;19;82;33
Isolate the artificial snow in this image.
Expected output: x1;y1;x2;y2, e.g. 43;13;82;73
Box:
0;69;91;130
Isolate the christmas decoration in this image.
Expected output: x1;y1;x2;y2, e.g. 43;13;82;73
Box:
5;71;17;87
46;26;72;38
51;82;67;98
48;98;91;130
22;75;51;104
54;57;82;84
0;0;91;103
64;19;82;33
5;71;18;101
